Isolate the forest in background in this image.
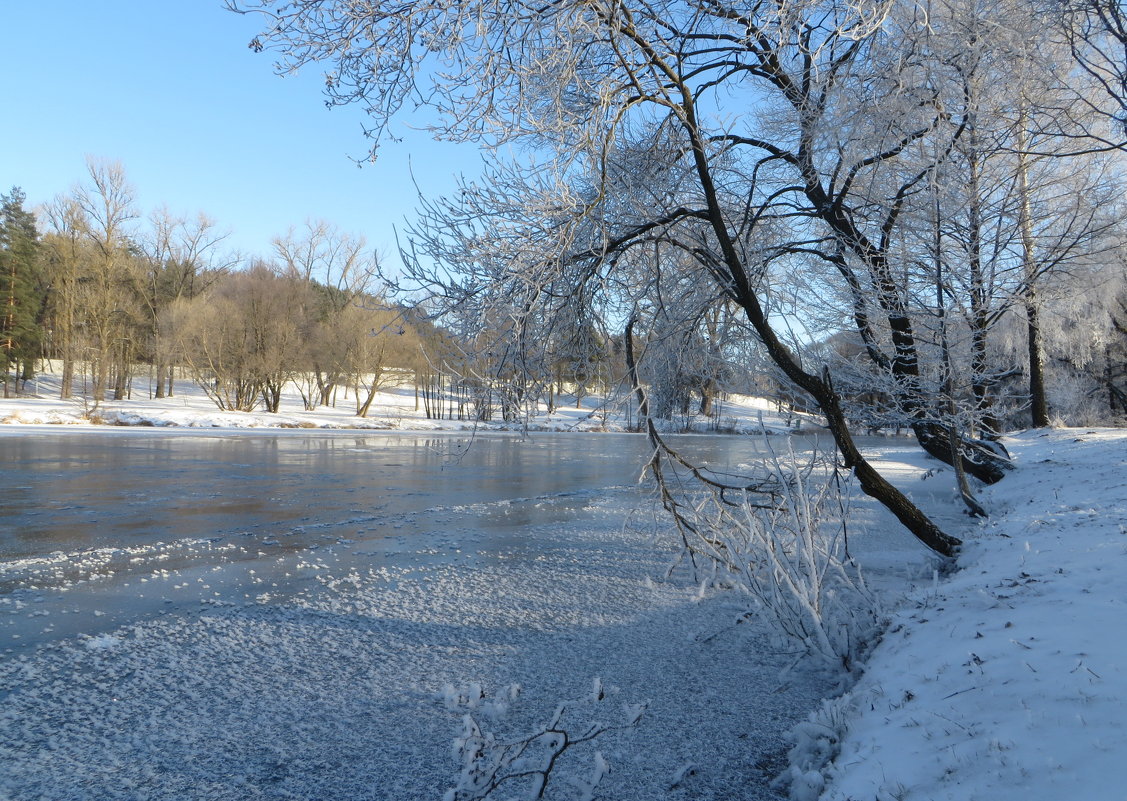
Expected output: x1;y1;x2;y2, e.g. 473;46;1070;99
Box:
3;1;1127;469
1;159;769;424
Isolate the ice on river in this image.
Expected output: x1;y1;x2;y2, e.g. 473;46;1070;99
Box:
0;488;843;801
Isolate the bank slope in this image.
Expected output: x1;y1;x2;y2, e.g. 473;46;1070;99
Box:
820;428;1127;801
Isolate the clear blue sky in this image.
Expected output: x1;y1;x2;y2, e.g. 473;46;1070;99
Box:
0;1;475;267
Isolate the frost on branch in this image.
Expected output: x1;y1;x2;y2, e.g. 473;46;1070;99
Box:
442;679;645;801
648;431;884;674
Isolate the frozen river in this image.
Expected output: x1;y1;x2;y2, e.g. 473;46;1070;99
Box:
0;427;937;801
0;429;798;652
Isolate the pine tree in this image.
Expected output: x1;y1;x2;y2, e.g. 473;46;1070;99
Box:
0;187;44;396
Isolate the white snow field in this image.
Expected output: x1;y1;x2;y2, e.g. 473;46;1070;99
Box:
2;374;1124;800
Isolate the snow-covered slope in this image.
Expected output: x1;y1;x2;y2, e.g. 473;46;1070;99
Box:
819;428;1127;801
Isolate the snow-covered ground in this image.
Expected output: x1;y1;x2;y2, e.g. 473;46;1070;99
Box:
2;371;1124;801
812;428;1127;801
0;367;808;434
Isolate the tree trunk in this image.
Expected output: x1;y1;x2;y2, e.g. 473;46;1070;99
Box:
1016;106;1051;428
772;356;965;556
357;385;377;417
965;143;1001;439
624;318;649;430
969;320;999;437
911;421;1010;484
699;376;720;418
92;358;107;402
263;382;282;413
316;368;334;408
934;186;986;518
681;111;961;557
60;357;74;399
1026;296;1050;427
113;362;128;400
356;367;383;416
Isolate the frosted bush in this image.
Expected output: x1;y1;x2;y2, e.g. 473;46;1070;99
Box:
772;694;855;801
651;436;883;673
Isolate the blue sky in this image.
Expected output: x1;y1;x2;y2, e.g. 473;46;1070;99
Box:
0;1;475;267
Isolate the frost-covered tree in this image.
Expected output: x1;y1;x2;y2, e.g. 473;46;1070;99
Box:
821;0;1124;436
231;0;1008;556
624;244;746;425
229;0;1120;553
1057;0;1127;148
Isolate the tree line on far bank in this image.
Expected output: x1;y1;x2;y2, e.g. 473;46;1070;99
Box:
3;136;1127;435
0;161;664;421
0;161;421;416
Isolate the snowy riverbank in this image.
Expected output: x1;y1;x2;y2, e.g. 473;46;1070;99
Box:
0;368;809;435
810;428;1127;801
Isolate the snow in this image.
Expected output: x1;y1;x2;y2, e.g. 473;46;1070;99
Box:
0;366;808;435
0;490;835;800
2;371;1124;801
816;428;1127;801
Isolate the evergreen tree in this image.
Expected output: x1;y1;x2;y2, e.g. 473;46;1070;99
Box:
0;187;44;395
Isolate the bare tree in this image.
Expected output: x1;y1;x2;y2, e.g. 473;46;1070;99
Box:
40;197;87;399
274;219;381;408
140;208;230;398
233;0;981;556
40;159;147;404
172;265;314;412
